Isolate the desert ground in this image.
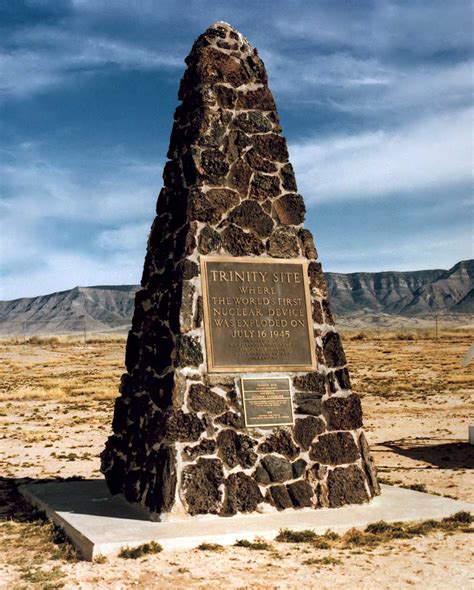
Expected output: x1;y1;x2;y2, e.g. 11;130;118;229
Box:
0;328;473;589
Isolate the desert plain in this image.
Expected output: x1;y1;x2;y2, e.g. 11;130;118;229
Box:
0;328;473;589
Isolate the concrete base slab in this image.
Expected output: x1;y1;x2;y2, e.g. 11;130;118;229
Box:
20;480;474;561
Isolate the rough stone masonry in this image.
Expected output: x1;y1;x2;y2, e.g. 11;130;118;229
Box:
101;22;380;518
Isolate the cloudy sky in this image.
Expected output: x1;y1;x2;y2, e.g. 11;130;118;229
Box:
1;0;473;299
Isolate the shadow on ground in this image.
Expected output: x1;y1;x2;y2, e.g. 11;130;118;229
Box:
0;477;151;523
379;438;474;470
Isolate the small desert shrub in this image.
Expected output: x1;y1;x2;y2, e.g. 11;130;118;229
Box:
93;554;107;564
234;537;272;550
119;541;162;559
276;529;318;543
196;542;224;552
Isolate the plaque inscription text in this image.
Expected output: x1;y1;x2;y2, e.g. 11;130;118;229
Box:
241;377;294;427
201;256;316;372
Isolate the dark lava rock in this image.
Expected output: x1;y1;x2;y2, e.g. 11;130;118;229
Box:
215;411;244;429
359;432;381;496
293;392;323;417
217;429;257;468
198;225;221;255
309;432;360;465
123;469;143;504
222;472;263;515
228;159;252;195
294;416;326;450
189;188;239;223
249;172;281;201
101;438;126;495
236;87;276;110
183;438;217;461
327;465;370;508
175;335;203;367
193;295;203;329
199;148;229;183
228;200;274;237
111;396;128;434
182;458;224;515
258;430;299;460
254;464;271;484
246;149;278;173
312;301;324;324
292;458;307;479
308;262;328;296
293;372;326;393
269;485;293;510
273;193;305;225
232;111;273;134
267;229;300;258
298;229;317;259
287;480;314;508
188;383;227;415
335;368;351;390
259;455;293;483
145;445;177;513
252;133;288;162
216;84;238;108
322;331;346;367
221;224;265;256
321;299;334;325
158;409;205;443
323;394;363;431
280;163;297;192
175;259;199;281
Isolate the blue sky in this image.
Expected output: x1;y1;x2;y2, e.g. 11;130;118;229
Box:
1;0;473;299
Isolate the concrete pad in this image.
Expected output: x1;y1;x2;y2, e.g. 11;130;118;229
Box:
20;480;474;561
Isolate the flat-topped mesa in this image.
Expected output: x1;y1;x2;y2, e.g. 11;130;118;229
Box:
101;22;380;519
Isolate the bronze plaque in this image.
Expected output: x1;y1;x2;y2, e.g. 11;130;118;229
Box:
201;256;316;372
241;377;294;427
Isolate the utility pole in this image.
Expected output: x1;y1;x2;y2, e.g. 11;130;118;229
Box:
83;317;87;344
435;314;439;340
23;320;27;342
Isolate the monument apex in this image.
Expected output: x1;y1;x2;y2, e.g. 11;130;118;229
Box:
101;21;380;518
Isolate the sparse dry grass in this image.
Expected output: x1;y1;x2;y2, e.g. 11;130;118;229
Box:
0;329;472;588
0;337;126;402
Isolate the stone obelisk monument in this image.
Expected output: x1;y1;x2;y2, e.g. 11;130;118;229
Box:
101;22;379;518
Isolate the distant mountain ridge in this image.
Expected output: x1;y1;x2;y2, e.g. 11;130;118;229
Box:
0;260;472;333
325;260;473;316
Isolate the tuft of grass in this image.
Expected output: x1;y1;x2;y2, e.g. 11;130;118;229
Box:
118;541;163;559
276;529;318;543
234;537;272;550
303;556;343;566
93;554;108;564
196;542;224;552
275;513;472;551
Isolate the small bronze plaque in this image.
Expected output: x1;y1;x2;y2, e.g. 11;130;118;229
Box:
241;377;294;427
201;256;316;373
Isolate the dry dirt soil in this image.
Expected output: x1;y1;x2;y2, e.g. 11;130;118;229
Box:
0;329;473;589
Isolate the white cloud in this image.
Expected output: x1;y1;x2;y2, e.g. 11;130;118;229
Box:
290;107;473;201
0;145;162;225
96;222;150;251
0;251;142;300
1;29;182;98
322;229;473;273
